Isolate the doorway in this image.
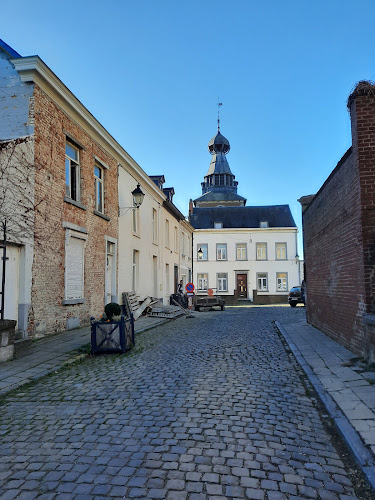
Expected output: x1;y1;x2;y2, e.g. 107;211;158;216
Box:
237;273;247;298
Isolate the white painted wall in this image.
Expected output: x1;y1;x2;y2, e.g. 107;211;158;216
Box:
193;227;300;300
118;167;193;305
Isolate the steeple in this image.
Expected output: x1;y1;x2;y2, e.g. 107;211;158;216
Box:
194;120;246;207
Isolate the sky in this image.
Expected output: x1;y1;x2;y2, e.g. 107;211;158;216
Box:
2;0;375;257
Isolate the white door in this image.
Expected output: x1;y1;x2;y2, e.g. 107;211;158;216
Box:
106;242;114;304
0;245;20;324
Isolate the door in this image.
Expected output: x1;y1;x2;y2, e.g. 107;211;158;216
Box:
105;242;114;305
0;245;20;324
237;274;247;298
174;265;179;294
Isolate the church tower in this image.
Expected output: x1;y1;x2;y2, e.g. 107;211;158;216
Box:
193;127;246;207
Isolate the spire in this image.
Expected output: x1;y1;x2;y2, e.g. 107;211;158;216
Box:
217;98;222;132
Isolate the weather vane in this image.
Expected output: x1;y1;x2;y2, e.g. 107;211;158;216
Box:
217;98;223;131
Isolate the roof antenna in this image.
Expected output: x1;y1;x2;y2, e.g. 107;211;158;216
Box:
217;98;223;132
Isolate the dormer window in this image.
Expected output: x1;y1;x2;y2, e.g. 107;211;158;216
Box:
260;220;269;228
214;221;223;229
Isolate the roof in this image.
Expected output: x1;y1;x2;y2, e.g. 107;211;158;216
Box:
206;153;233;176
190;205;297;229
194;189;246;204
0;39;21;58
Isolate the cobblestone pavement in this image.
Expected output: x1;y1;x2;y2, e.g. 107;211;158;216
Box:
0;306;364;499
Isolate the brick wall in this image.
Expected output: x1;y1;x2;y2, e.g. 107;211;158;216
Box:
30;85;118;337
302;82;375;360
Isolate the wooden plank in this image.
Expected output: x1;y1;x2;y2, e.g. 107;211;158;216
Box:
133;296;152;320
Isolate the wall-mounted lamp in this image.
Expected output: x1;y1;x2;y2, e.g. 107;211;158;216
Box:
197;247;204;259
119;184;145;216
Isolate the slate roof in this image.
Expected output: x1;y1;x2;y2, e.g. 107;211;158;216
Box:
190;205;296;229
206;153;233;176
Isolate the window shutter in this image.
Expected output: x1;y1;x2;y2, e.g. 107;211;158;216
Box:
66;237;84;299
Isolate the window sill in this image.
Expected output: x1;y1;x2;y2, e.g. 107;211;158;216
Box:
94;210;110;221
64;196;87;211
132;232;141;239
62;298;85;305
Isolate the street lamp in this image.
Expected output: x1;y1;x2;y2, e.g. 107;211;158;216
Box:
119;184;145;216
197;247;204;259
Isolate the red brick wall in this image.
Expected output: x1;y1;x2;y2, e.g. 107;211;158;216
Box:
303;82;375;359
30;85;118;336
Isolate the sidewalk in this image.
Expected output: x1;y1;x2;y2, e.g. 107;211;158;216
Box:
0;314;176;398
277;315;375;491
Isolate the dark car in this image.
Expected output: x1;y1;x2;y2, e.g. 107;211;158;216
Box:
288;286;305;307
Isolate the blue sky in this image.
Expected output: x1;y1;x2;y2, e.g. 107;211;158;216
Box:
2;0;375;256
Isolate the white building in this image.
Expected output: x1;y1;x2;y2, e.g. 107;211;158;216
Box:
190;127;301;304
118;173;193;306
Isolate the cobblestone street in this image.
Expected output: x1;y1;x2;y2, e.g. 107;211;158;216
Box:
0;306;365;499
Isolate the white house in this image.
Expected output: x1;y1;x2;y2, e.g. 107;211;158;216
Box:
190;127;301;304
118;172;193;306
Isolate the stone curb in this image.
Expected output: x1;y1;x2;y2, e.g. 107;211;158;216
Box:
275;320;375;492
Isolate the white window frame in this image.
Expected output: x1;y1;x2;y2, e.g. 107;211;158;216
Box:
165;219;170;248
197;243;208;261
197;273;208;291
256;242;267;260
216;243;227;261
217;273;228;292
276;272;288;291
174;226;178;253
94;163;104;213
132;196;140;234
236;243;247;261
65;141;80;201
256;273;268;291
276;242;287;260
63;229;87;303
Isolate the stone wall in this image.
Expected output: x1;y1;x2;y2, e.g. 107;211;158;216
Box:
0;320;16;362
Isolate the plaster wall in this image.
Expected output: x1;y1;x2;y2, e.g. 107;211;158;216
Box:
193;228;299;300
0;49;34;140
118;168;193;304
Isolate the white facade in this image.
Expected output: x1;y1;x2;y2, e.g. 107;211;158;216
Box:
193;227;301;301
118;168;193;305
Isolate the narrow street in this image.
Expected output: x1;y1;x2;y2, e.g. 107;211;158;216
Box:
0;306;366;499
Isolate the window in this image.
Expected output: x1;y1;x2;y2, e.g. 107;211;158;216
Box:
181;232;186;256
174;226;178;252
277;272;288;291
197;273;208;290
260;220;269;228
165;220;170;247
276;243;287;260
214;221;223;229
217;273;228;291
256;243;267;260
132;250;139;291
152;209;158;242
257;273;268;291
65;142;80;201
94;164;103;213
197;243;208;261
216;244;227;260
64;230;87;303
236;243;247;260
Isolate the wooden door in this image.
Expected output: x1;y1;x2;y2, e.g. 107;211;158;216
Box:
237;274;247;298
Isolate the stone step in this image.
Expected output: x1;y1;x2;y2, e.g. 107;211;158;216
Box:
14;338;33;357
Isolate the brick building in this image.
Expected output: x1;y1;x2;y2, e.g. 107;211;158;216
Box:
0;39;192;341
299;81;375;362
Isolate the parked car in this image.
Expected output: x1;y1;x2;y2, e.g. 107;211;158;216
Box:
288;286;305;307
